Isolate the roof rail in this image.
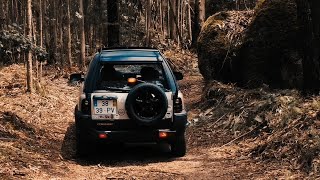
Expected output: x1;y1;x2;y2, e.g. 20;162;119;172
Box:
99;47;158;52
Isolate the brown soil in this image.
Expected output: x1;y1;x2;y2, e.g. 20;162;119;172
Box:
0;63;307;179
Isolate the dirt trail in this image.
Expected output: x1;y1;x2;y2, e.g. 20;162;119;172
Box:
0;65;304;179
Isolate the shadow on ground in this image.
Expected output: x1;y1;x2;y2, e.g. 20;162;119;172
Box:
61;123;176;167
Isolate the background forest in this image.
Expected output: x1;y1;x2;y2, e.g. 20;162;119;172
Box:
0;0;319;93
0;0;259;91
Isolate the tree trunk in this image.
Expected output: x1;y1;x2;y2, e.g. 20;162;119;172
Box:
107;0;120;47
168;0;183;44
192;0;200;47
159;0;164;36
177;0;180;45
199;0;206;27
32;17;38;78
4;1;9;27
39;0;43;82
14;0;18;23
169;0;177;40
167;1;170;38
310;0;320;90
296;0;320;92
59;0;64;67
53;0;58;65
145;0;151;46
79;0;86;70
26;0;33;93
192;0;206;48
66;0;72;69
188;0;192;42
0;0;4;29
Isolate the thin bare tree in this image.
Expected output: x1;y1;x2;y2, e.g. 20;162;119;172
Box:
79;0;86;69
66;0;72;69
26;0;33;92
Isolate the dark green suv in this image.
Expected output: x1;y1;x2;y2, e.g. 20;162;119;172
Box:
72;48;187;157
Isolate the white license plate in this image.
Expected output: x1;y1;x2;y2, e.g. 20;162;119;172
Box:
93;100;117;115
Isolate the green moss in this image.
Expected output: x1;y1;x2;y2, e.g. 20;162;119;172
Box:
255;0;267;10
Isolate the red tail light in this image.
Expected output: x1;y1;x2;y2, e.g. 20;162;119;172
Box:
99;133;108;139
174;97;183;113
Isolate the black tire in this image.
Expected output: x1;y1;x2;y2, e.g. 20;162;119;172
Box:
170;133;186;157
75;106;88;157
75;125;89;157
125;83;168;126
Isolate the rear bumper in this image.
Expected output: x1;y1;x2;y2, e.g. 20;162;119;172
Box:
88;129;177;143
75;110;187;143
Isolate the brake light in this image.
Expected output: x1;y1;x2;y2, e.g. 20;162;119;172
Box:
81;99;91;114
174;97;183;113
99;133;108;139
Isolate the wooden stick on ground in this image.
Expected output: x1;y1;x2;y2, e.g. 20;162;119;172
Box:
221;124;262;147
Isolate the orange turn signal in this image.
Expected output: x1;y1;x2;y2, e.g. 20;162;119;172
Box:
128;78;137;85
159;132;168;138
99;133;108;139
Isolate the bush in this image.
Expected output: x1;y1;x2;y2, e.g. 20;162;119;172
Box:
0;24;47;64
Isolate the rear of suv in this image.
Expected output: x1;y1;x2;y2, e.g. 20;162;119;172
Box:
72;48;187;157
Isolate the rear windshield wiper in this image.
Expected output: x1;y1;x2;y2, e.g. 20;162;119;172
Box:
104;87;130;92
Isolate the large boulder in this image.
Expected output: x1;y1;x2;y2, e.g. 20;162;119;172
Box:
198;0;303;88
197;11;253;81
237;0;302;88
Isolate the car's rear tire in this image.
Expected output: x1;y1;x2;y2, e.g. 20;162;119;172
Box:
75;115;93;157
170;133;186;157
75;126;90;157
125;83;168;126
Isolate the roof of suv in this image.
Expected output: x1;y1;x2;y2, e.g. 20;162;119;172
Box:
100;48;163;62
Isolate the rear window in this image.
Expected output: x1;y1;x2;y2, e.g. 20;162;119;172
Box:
95;63;170;91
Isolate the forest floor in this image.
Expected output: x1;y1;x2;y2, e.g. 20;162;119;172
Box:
0;53;310;179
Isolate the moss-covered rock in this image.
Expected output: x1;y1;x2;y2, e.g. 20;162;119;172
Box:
198;0;303;88
197;11;253;81
238;0;302;88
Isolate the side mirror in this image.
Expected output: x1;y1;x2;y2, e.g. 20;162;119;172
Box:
69;73;84;83
173;71;183;81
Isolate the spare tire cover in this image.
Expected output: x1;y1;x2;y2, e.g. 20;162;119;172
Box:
125;83;168;126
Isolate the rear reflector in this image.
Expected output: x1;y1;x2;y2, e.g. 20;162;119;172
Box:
174;97;183;113
159;132;168;138
99;133;108;139
81;99;91;114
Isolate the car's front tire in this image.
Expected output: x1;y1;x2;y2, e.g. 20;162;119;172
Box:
170;133;186;157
